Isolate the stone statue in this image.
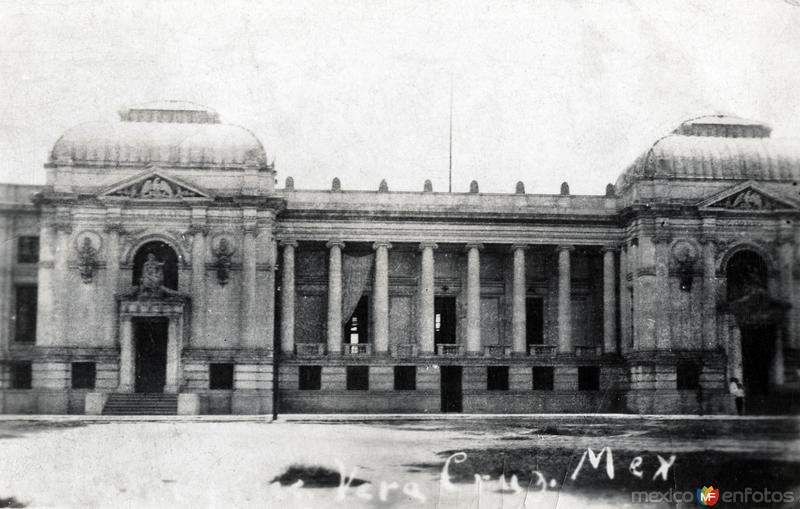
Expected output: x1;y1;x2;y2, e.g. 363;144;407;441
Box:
213;238;235;285
140;253;166;296
77;237;98;284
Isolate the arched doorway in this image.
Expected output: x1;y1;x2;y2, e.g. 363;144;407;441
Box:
129;241;180;393
725;250;776;403
132;241;179;290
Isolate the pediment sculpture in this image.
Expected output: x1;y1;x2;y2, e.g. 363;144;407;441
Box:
106;175;205;199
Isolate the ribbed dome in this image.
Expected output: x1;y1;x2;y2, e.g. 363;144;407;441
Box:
617;115;800;190
49;102;268;169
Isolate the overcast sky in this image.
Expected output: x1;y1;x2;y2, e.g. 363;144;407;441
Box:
1;0;800;194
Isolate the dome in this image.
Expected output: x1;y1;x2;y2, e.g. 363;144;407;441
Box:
49;102;269;169
617;115;800;190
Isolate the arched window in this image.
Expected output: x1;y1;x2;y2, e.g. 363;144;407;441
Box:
132;241;179;290
726;250;768;302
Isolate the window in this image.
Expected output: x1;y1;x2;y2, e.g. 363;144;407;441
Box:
344;296;369;344
14;286;37;343
434;296;456;344
394;366;416;390
578;366;600;391
346;366;369;390
487;366;509;391
299;366;322;390
209;363;234;390
532;366;554;391
676;363;700;390
17;236;39;264
71;362;96;389
526;297;544;345
11;362;32;389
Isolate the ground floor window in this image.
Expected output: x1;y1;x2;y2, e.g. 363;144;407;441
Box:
11;362;32;389
394;366;416;390
14;285;37;343
676;362;700;390
532;366;554;391
298;366;322;390
578;366;600;391
487;366;509;391
209;363;235;390
71;362;96;389
346;366;369;390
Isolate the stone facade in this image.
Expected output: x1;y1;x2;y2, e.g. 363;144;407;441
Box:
0;106;798;414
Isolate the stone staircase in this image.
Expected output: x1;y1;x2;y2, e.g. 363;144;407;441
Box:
102;393;178;415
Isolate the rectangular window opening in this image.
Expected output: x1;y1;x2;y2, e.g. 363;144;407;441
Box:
394;366;416;390
17;236;39;264
676;362;700;390
434;296;456;344
532;366;554;391
578;366;600;391
346;366;369;390
11;362;32;389
299;366;322;390
526;297;544;345
209;363;235;390
71;362;96;390
345;296;369;344
487;366;509;391
14;286;37;343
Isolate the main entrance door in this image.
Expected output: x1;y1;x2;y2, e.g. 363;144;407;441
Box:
741;325;775;398
440;366;463;413
134;317;169;393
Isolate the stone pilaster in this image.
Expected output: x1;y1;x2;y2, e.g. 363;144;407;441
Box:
104;220;122;346
778;221;795;349
118;316;134;392
653;233;671;350
372;241;391;355
701;234;718;350
240;212;258;347
164;316;182;393
465;243;483;354
511;244;527;355
35;215;56;346
0;216;13;352
602;247;618;354
280;240;298;355
189;213;208;346
619;245;630;353
557;245;574;354
326;240;345;355
418;242;437;354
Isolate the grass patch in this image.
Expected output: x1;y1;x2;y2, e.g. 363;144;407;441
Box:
270;464;368;488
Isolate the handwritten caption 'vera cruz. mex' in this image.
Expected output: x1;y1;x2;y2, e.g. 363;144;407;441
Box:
268;447;677;505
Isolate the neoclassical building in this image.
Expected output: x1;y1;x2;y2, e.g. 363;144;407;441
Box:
0;102;797;415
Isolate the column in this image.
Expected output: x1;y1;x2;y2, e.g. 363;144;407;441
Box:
190;222;207;345
654;235;671;349
702;238;718;350
280;240;298;355
104;223;121;345
118;316;134;392
0;216;13;353
557;245;573;354
602;247;618;354
164;316;180;393
35;216;55;345
240;225;257;346
778;224;794;351
52;221;71;343
418;242;437;355
511;244;527;355
326;240;344;355
465;243;483;354
372;241;391;355
618;245;630;353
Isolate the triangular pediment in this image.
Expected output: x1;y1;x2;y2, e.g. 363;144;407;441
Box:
697;181;798;212
99;169;212;200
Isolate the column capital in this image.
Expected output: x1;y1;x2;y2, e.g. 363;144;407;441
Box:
464;242;484;252
243;224;258;236
601;245;620;253
326;239;345;249
418;241;438;251
104;222;126;235
510;243;529;252
698;234;716;246
187;224;210;237
557;244;574;252
372;241;393;250
280;239;299;248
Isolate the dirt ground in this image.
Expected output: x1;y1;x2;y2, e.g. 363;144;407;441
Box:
0;415;797;508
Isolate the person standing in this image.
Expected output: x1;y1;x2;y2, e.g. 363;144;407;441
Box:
729;377;745;415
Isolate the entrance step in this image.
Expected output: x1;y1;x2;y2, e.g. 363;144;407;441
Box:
102;393;178;415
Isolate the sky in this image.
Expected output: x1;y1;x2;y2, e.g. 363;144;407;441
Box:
1;0;800;194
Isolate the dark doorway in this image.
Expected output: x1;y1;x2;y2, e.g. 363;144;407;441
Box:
434;296;456;345
526;297;544;345
134;318;168;393
440;366;463;412
345;295;369;344
740;325;775;398
132;241;179;290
